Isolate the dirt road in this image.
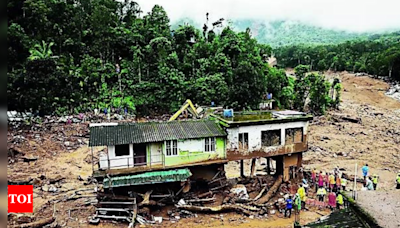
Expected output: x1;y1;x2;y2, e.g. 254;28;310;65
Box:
357;190;400;228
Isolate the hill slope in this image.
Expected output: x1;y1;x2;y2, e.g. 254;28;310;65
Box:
172;19;397;47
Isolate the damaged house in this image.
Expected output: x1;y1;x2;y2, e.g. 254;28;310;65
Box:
87;110;312;223
210;110;312;182
89;120;228;189
89;110;312;188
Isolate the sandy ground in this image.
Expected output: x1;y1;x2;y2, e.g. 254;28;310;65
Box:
7;71;400;227
305;72;400;190
357;190;400;228
304;72;400;228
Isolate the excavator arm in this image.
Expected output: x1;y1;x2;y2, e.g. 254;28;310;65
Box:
169;99;199;121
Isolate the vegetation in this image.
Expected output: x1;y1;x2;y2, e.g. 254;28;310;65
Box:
275;32;400;80
174;19;377;47
7;0;339;116
231;20;374;47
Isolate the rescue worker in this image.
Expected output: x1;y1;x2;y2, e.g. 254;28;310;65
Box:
311;168;317;185
294;193;302;214
285;195;293;218
362;164;369;186
297;184;306;210
396;172;400;189
341;175;348;191
335;174;341;192
325;171;330;188
317;171;324;192
327;190;336;210
366;177;374;190
336;193;344;210
317;187;327;202
303;179;309;194
329;173;335;191
372;174;379;190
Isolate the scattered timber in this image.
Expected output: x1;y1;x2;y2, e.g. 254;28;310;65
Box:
10;217;55;228
256;175;283;204
177;204;261;216
185;197;216;203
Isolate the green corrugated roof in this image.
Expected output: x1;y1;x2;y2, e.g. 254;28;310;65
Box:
103;168;192;188
89;120;227;147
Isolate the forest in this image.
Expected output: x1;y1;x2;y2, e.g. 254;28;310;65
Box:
8;0;342;116
275;32;400;80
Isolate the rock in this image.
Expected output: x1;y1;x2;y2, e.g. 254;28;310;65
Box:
174;216;180;220
249;215;254;219
321;136;330;141
270;210;276;215
154;217;163;223
48;185;58;192
32;178;42;187
64;141;71;146
42;184;49;192
283;194;290;199
177;199;186;206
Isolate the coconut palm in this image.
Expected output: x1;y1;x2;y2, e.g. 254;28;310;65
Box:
28;41;57;61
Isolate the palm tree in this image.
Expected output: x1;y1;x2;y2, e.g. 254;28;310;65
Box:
28;41;57;61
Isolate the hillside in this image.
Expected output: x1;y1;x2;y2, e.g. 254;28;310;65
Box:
173;19;375;47
231;20;371;47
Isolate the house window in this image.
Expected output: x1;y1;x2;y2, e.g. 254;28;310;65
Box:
238;133;249;150
166;140;178;156
115;144;130;157
205;137;216;152
261;130;281;147
285;128;303;144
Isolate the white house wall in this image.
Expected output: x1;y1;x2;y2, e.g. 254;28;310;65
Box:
226;121;309;152
99;144;134;169
178;138;205;152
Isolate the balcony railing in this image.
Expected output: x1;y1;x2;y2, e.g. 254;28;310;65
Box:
97;151;223;171
98;153;165;170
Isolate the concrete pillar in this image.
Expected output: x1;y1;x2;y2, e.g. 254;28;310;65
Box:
250;158;257;177
267;157;271;174
240;160;245;177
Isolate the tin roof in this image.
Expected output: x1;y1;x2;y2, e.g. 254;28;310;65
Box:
103;168;192;188
89;120;227;147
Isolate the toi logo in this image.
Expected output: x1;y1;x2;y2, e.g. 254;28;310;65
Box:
8;185;33;213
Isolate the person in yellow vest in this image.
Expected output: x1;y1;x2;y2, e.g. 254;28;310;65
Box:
336;193;344;210
341;175;348;191
329;173;335;191
372;174;379;190
316;187;327;202
297;184;306;210
396;172;400;189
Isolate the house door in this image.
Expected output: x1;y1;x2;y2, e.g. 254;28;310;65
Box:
150;143;162;165
133;144;147;166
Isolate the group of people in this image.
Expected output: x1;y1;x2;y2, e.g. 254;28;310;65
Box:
361;164;379;190
284;185;305;218
312;167;345;211
284;165;400;219
363;164;400;190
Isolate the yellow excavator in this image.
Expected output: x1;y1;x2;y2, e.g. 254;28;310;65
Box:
169;99;202;121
